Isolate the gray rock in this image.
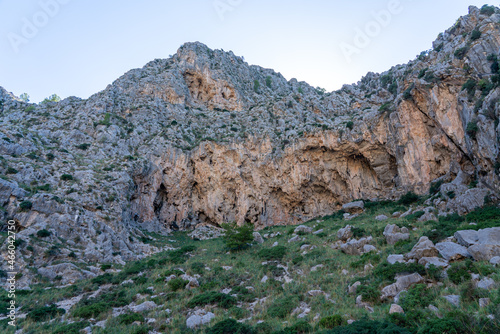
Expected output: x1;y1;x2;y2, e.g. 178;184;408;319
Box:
363;244;377;253
311;264;324;272
454;230;479;247
477;227;500;246
313;229;324;235
418;257;448;268
307;290;325;296
337;225;353;241
129;301;158;312
418;211;438;222
479;298;491;308
389;304;404;314
444;295;460;307
341;237;373;255
387;254;405;264
38;263;95;285
349;281;361;295
435;242;471;261
381;273;424;300
477;277;496;290
288;235;301;243
253;232;264;244
490;256;500;266
468;244;500;261
294;225;313;234
375;215;388;221
383;224;410;245
342;201;364;214
406;237;438;260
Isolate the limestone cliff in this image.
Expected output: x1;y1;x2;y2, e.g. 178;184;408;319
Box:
0;6;499;284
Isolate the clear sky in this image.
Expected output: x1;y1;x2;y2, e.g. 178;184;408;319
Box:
0;0;494;103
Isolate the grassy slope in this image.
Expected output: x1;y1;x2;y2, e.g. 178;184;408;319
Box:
1;198;500;333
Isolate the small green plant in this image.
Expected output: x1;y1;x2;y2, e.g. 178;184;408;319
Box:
258;246;287;261
75;143;91;150
60;174;74;181
266;76;272;88
116;312;144;325
27;304;65;322
206;318;254;334
222;222;254;251
36;229;51;238
480;5;495;16
254;80;260;93
454;47;468;60
448;262;471;285
187;291;236;309
346;121;354;130
470;29;482;41
167;277;188;291
6;167;18;174
267;296;298;319
466;120;479;139
398;192;419;205
319;314;344;329
19;200;33;212
357;285;381;304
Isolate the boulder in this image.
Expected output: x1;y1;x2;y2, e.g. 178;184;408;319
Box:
406;237;438;260
186;312;215;329
477;277;496;290
313;229;324;235
381;273;424;300
418;257;448;268
363;245;377;253
294;225;313;234
444;295;460;307
387;254;405;264
375;215;388;221
342;201;364;214
454;230;479;247
479;298;491;308
490;256;500;266
337;225;353;241
435;242;471;261
418;211;437;222
348;281;361;295
253;232;264;244
341;237;373;255
477;227;500;245
389;304;404;314
383;224;410;245
468;244;500;261
129;301;158;313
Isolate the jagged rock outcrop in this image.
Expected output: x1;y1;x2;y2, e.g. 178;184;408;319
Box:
0;6;499;285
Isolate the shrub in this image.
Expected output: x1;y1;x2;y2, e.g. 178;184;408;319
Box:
72;289;131;318
319;314;344;329
60;174;74;181
403;85;414;100
27;304;65;322
454;47;468;60
255;322;273;334
462;78;477;97
480;5;496;16
222;223;254;251
373;262;426;283
187;291;236;309
470;29;482;41
52;321;89;334
254;80;260;93
460;281;488;303
400;284;436;310
328;319;411;334
416;318;462;334
116;312;144;325
190;262;205;275
267;296;298;319
91;273;116;285
397;192;419;205
36;229;51;238
206;318;254;334
258;246;287;261
379;102;393;113
6;167;18;174
448;262;471;285
167;277;188;291
19;200;33;211
75;143;91;150
467;205;500;226
346;121;354;130
357;285;381;304
266;76;272;88
466;120;479;139
429;180;443;194
164;244;196;264
281;320;312;333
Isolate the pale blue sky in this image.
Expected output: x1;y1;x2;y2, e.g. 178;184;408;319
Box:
0;0;494;102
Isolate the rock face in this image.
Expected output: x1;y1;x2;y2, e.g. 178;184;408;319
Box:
1;6;500;283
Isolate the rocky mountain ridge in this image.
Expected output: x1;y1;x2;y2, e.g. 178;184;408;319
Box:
0;5;499;285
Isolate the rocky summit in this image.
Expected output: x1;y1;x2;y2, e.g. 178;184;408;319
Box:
1;5;500;333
